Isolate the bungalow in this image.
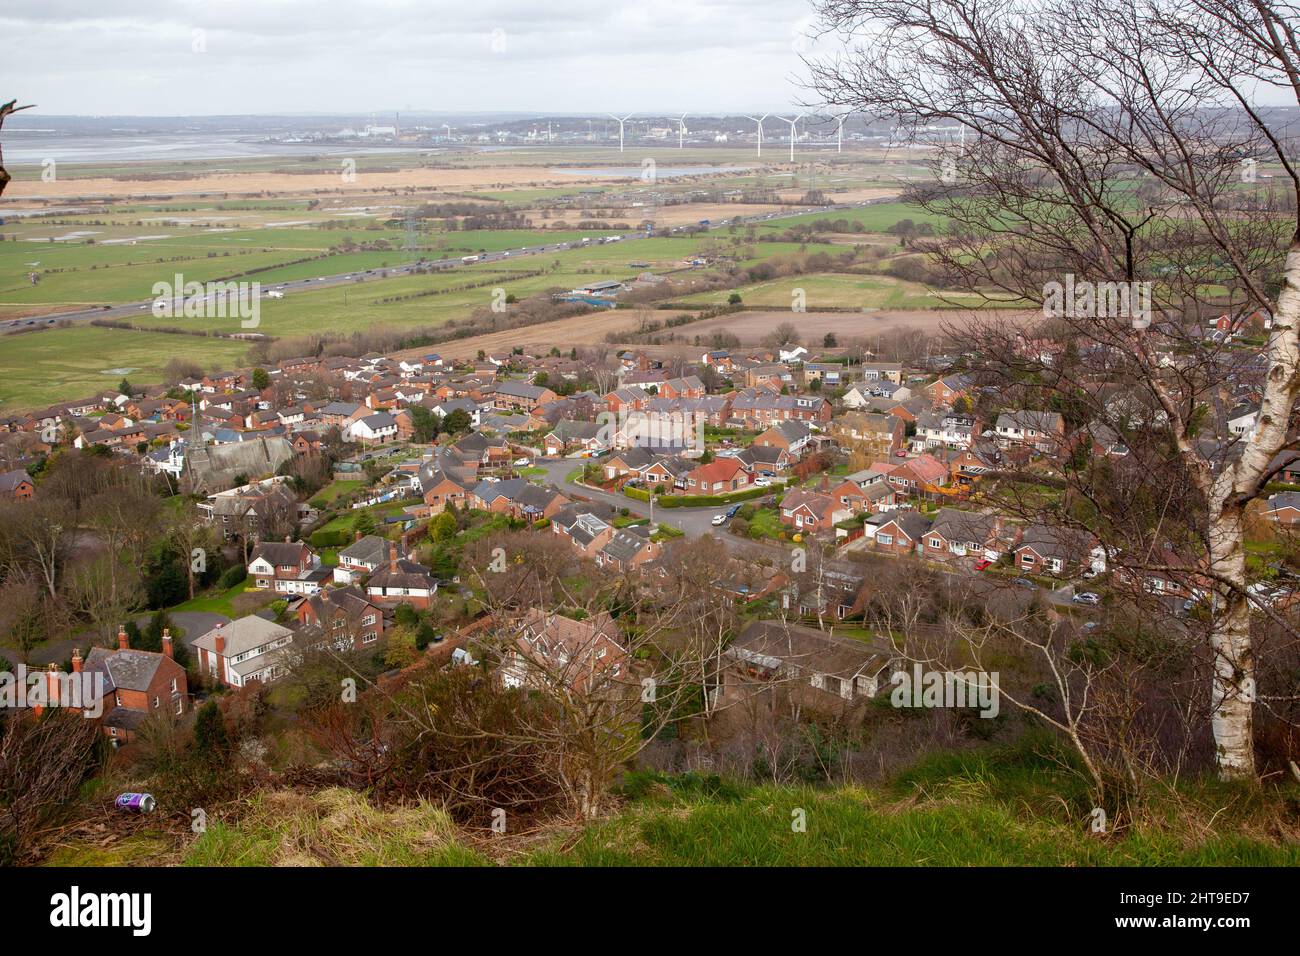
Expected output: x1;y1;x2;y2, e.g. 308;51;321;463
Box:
922;509;1007;561
603;446;660;482
779;489;850;534
871;511;933;556
716;620;892;720
684;456;752;495
1014;524;1099;576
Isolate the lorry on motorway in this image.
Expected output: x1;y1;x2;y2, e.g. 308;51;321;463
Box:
461;255;480;263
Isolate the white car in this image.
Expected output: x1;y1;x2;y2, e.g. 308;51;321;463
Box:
711;512;729;526
754;475;771;487
513;457;530;466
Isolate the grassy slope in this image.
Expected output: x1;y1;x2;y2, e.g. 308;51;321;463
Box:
59;738;1295;868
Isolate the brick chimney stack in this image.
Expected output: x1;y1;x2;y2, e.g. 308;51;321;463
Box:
355;530;363;542
389;543;399;573
214;624;227;684
71;647;82;673
117;625;129;651
162;628;174;659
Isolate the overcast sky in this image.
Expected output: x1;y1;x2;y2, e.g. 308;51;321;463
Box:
0;0;833;116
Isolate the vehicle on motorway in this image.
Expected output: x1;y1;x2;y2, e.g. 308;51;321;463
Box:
1072;591;1101;606
266;290;284;299
461;255;480;263
973;558;993;571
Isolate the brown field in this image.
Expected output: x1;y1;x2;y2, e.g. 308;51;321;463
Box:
671;308;1034;345
395;307;1035;365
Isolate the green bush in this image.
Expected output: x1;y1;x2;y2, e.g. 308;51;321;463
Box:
310;528;352;548
217;565;247;589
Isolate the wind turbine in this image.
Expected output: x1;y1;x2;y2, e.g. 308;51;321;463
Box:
610;113;633;153
744;114;769;158
836;114;847;153
677;113;688;149
779;114;803;162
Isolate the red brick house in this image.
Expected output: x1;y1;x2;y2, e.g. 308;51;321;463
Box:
80;627;189;745
684;456;752;495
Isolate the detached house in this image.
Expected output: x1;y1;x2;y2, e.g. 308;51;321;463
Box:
248;540;327;595
80;627;188;745
294;585;385;649
995;410;1065;453
365;544;439;609
194;616;297;688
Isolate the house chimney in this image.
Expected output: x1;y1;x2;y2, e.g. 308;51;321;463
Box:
355;530;363;542
71;647;82;673
47;663;60;708
162;628;174;659
389;543;399;573
285;534;292;543
117;625;129;651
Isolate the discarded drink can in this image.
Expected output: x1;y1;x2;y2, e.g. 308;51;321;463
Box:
115;793;156;813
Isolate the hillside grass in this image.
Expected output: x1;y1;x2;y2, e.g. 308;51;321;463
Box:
47;735;1296;868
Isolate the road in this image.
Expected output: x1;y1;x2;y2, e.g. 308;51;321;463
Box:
534;455;1091;613
1;197;895;333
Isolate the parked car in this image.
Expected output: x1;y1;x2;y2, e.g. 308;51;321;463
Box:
1072;592;1101;606
711;512;729;526
973;559;993;571
1013;577;1037;589
754;475;771;487
513;457;530;466
725;504;742;518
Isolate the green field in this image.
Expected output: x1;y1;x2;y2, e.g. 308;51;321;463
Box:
0;326;252;410
675;271;995;311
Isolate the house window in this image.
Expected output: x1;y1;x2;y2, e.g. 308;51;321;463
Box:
175;699;184;716
877;534;893;545
822;675;842;696
153;696;160;708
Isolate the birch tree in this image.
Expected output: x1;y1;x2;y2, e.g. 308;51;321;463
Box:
808;0;1300;778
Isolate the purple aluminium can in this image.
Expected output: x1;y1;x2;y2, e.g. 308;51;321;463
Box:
115;793;156;813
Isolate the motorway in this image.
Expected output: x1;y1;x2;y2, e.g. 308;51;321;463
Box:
1;196;893;333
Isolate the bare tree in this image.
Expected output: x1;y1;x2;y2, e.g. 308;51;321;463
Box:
0;99;34;198
808;0;1300;780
